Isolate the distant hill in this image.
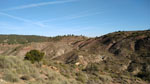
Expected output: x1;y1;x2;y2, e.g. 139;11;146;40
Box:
0;34;86;44
0;34;49;44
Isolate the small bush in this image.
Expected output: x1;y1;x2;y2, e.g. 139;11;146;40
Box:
84;63;100;73
20;75;31;80
137;72;150;81
24;50;45;63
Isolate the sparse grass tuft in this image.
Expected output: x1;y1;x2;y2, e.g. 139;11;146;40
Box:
2;70;20;82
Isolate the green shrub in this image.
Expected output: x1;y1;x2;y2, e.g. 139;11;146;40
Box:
84;63;100;73
137;71;150;81
24;50;45;63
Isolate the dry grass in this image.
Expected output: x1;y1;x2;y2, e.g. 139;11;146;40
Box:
0;55;78;84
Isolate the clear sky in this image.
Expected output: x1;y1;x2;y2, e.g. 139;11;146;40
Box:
0;0;150;37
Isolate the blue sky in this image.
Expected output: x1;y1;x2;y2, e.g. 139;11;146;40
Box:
0;0;149;37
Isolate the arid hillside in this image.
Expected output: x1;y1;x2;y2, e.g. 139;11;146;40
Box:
0;30;150;84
